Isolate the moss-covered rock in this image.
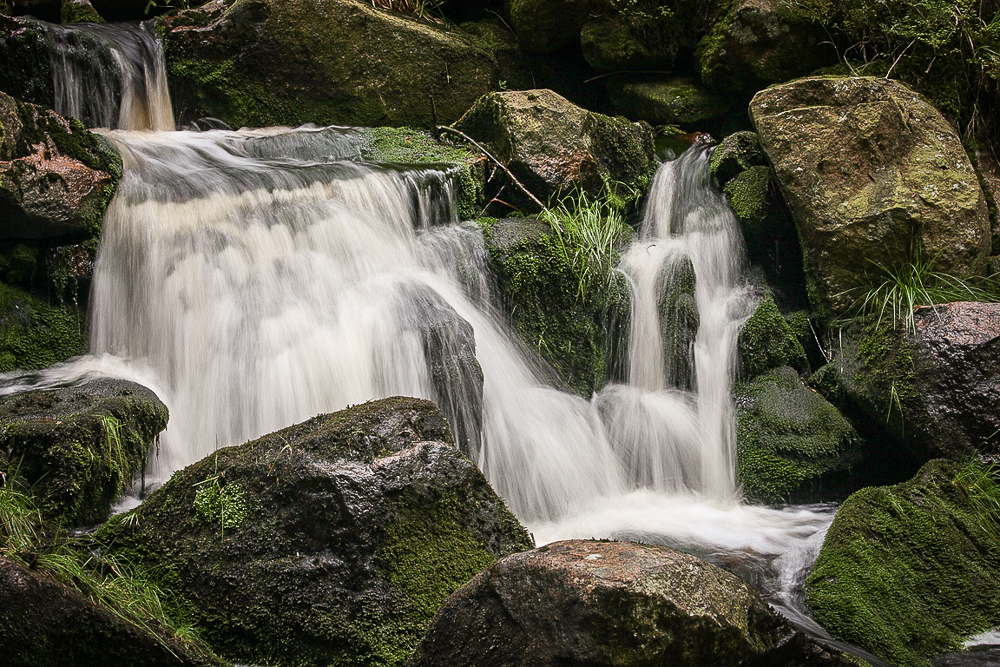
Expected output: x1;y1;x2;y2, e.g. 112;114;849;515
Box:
738;291;808;378
158;0;522;130
504;0;588;54
453;89;654;212
97;397;533;667
408;539;858;666
710;130;767;186
606;76;732;127
0;281;87;373
1;90;122;239
655;252;698;390
0;378;168;526
696;0;836;93
750;77;991;315
61;0;105;23
735;366;862;504
479;216;629;396
806;459;1000;667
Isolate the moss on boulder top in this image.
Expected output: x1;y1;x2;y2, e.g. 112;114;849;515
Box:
408;539;858;666
806;459;1000;667
97;396;532;667
158;0;522;129
0;378;168;526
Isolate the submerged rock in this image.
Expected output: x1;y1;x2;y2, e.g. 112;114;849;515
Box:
807;459;1000;667
158;0;522;129
0;90;122;239
408;539;856;666
0;557;220;667
735;366;861;504
453;89;654;211
750;77;991;315
0;377;168;526
97;396;533;667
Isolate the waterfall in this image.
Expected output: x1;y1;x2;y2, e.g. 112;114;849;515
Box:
38;19;173;130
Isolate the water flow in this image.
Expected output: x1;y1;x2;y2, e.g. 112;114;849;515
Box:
41;19;173;130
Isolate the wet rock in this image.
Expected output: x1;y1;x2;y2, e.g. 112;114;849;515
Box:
911;302;1000;454
0;90;122;240
505;0;587;53
158;0;524;129
0;281;87;372
0;557;219;667
97;396;533;667
408;539;857;667
0;15;55;105
454;89;654;211
807;459;1000;667
697;0;835;93
0;377;168;526
738;291;808;378
656;252;698;390
735;366;862;504
606;76;732;127
750;77;991;315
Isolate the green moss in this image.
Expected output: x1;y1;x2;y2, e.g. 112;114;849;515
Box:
738;291;808;378
0;281;87;373
724;165;770;228
806;459;1000;667
61;0;106;23
735;366;861;503
855;320;928;445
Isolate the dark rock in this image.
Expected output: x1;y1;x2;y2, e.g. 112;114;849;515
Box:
735;366;862;504
807;459;1000;667
0;90;123;240
408;539;857;667
97;396;533;667
0;557;219;667
656;252;698;390
606;76;733;127
0;15;55;108
750;77;991;315
453;89;655;211
580;17;668;72
7;0;60;21
0;377;167;526
504;0;587;54
158;0;524;129
696;0;836;93
911;302;1000;454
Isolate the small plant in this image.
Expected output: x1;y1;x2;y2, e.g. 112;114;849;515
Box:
194;465;248;533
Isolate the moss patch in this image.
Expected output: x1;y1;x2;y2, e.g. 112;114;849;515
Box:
806;459;1000;667
0;281;87;373
738;291;808;378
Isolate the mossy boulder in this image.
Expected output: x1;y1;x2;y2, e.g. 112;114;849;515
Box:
738;291;807;378
580;17;667;72
1;90;122;239
606;76;732;127
158;0;522;129
0;378;168;526
0;557;221;667
479;216;630;396
453;89;655;212
806;459;1000;667
735;366;861;504
750;77;991;315
504;0;588;54
408;539;858;667
97;397;533;667
61;0;105;23
696;0;836;93
654;252;698;390
0;281;87;372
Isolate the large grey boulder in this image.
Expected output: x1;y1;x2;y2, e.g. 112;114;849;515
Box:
454;89;655;210
158;0;524;129
750;77;991;314
97;396;533;667
0;378;168;526
0;90;122;239
408;539;857;667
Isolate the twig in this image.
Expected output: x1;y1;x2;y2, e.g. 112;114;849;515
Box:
436;125;545;209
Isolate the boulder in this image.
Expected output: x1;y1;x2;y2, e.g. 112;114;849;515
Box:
97;397;533;667
911;302;1000;454
0;377;168;526
0;15;55;109
806;459;1000;667
696;0;836;93
750;77;991;314
0;557;220;667
408;539;857;667
61;0;105;23
655;252;698;390
1;90;122;239
738;292;808;379
735;366;862;504
158;0;524;129
504;0;587;53
606;76;732;127
453;89;655;211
